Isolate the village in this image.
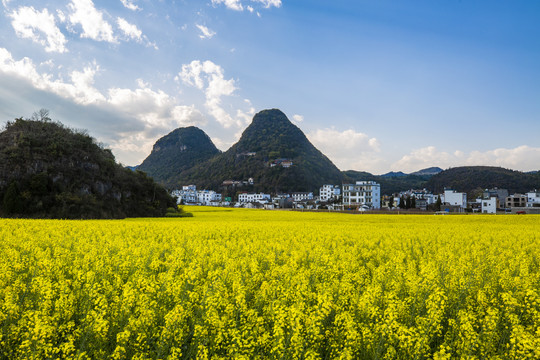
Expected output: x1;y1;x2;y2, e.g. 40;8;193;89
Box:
171;182;540;214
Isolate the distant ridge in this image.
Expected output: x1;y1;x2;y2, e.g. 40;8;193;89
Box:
380;171;407;178
410;167;443;176
425;166;540;194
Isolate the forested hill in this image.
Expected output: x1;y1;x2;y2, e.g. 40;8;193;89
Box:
177;109;344;193
0;118;175;219
138;126;220;187
425;166;540;195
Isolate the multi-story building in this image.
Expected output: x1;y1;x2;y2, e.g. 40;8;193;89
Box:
442;189;467;208
238;193;271;203
292;192;314;202
506;194;527;208
197;190;222;206
171;185;198;204
342;181;381;209
319;185;341;202
526;190;540;207
483;188;508;204
481;197;498;214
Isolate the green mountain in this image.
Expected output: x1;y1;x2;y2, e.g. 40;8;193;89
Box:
410;167;443;176
425;166;540;196
138;126;220;187
0;118;175;219
177;109;343;193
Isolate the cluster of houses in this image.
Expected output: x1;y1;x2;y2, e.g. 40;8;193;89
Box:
386;188;540;214
172;181;381;210
172;183;540;214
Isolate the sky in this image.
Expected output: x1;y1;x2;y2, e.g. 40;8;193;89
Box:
1;0;539;174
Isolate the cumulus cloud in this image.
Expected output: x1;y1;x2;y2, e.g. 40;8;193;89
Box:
308;128;381;171
0;47;206;165
120;0;141;11
68;0;116;43
0;47;102;104
196;24;216;39
392;145;540;173
9;6;67;53
179;60;248;128
117;17;142;41
254;0;282;8
211;0;281;11
212;0;244;11
292;114;304;123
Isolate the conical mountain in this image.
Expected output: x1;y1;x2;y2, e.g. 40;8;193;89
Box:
179;109;343;193
138;126;220;187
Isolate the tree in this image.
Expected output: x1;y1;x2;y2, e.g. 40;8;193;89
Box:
31;108;51;122
436;195;442;211
388;196;394;209
405;195;411;209
411;196;416;209
398;196;405;209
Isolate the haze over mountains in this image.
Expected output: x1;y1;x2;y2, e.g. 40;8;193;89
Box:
138;109;540;196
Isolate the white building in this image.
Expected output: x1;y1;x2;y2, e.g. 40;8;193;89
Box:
526;190;540;207
319;185;341;202
342;181;381;209
481;197;498;214
292;192;314;202
443;189;467;208
171;185;198;204
238;193;271;203
197;190;222;206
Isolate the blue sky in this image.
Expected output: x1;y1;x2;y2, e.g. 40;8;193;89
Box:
1;0;539;174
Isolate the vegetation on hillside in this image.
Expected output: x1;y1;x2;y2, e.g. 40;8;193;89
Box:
425;166;540;197
138;126;220;187
176;109;344;193
0;115;176;218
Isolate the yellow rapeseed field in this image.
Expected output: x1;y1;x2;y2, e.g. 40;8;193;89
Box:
1;207;539;359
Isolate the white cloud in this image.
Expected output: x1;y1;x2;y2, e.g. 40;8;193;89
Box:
57;10;67;23
392;145;540;173
292;114;303;123
211;136;235;151
120;0;141;11
0;47;104;104
117;17;142;41
308;128;381;171
9;6;67;53
196;24;216;40
0;47;206;165
180;60;246;128
211;0;281;11
212;0;244;11
68;0;116;43
254;0;282;8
